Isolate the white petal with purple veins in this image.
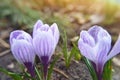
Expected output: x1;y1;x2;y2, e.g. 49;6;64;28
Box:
33;32;55;60
33;20;43;37
107;34;120;62
80;31;95;47
78;39;96;62
50;23;60;45
11;40;35;64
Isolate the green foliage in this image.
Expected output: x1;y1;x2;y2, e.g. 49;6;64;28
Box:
82;57;112;80
35;67;42;80
72;43;81;61
102;59;112;80
0;0;71;31
62;31;81;67
0;67;22;80
47;54;60;80
82;57;98;80
0;0;41;27
62;31;72;67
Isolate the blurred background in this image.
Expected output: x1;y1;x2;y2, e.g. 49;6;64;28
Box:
0;0;120;80
0;0;120;38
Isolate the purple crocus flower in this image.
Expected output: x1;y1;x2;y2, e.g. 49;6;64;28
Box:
33;20;60;80
78;25;120;80
10;30;35;77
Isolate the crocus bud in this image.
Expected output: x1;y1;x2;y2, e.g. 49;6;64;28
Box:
78;25;120;80
33;20;60;80
10;30;35;77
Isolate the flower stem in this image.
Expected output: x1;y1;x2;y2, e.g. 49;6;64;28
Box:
43;64;48;80
35;67;42;80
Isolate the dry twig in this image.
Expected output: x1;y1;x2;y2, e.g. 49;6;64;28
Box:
0;38;10;48
53;68;69;79
0;49;10;57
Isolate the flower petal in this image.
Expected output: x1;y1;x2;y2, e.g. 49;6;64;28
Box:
78;39;96;62
96;28;112;59
94;39;110;74
33;20;43;37
33;31;55;60
80;31;95;47
10;30;32;45
50;23;60;45
95;29;111;72
11;40;35;64
40;24;49;31
33;24;50;37
10;30;23;45
107;34;120;61
88;25;103;43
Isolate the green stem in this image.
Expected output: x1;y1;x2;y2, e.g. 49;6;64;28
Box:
35;67;42;80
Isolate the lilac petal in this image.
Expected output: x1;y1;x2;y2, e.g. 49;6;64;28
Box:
94;40;110;75
95;30;111;73
33;20;43;37
107;34;120;62
50;23;60;45
24;62;35;77
10;30;23;45
11;40;35;64
96;29;111;60
33;32;55;59
33;24;50;38
80;31;95;47
40;24;49;31
17;32;32;43
97;28;112;43
88;25;103;43
10;30;32;45
78;39;96;62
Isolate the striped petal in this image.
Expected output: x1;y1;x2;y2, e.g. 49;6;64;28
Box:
96;27;111;62
33;20;43;37
78;39;96;62
10;30;32;44
50;23;60;45
11;40;35;64
88;25;103;43
80;31;95;47
107;34;120;61
33;31;55;60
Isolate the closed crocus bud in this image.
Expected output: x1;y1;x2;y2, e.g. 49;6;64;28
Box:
10;30;35;77
78;25;120;80
33;20;60;80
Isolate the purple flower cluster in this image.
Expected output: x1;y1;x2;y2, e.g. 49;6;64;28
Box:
9;20;60;78
78;25;120;80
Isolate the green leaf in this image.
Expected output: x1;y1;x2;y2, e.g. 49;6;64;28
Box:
61;31;69;67
0;67;23;80
72;43;81;61
35;67;42;80
67;48;74;66
102;59;112;80
82;57;97;80
47;54;60;80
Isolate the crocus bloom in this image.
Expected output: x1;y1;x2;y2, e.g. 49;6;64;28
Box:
33;20;59;80
78;25;120;80
10;30;35;77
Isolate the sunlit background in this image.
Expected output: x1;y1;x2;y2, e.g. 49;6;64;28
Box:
0;0;120;38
